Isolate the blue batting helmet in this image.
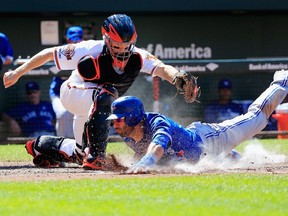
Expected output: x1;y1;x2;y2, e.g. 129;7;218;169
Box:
107;96;145;126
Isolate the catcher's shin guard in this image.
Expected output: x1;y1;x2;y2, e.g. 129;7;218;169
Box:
26;139;59;167
33;155;61;168
27;135;77;168
82;84;118;170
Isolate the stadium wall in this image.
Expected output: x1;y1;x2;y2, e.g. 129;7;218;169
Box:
1;4;288;141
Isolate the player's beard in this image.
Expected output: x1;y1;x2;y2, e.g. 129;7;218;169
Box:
116;125;135;138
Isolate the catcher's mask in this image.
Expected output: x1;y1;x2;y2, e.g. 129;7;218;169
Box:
102;14;137;71
107;96;145;127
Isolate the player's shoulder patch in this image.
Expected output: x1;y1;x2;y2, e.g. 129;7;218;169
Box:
60;44;76;60
146;53;158;61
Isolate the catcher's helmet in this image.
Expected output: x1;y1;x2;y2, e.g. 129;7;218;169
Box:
102;14;137;70
107;96;145;127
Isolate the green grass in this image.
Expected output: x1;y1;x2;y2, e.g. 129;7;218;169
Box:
0;139;288;216
1;138;287;162
0;141;133;162
0;175;288;216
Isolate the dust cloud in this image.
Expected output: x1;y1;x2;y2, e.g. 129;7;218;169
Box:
162;139;288;174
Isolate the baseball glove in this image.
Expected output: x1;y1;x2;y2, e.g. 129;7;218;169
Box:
172;70;201;103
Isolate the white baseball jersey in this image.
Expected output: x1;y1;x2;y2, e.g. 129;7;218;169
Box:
52;40;164;147
54;40;163;82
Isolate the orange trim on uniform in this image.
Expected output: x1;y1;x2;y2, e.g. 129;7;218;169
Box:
89;100;98;119
66;81;102;91
150;63;162;76
87;83;118;119
101;83;118;99
25;140;36;157
82;56;101;81
58;150;71;161
54;48;61;70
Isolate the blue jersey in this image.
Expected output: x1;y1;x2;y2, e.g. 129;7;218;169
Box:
124;112;203;162
204;101;244;123
0;33;13;59
5;101;56;137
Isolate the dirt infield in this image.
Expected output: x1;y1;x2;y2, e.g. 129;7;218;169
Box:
1;143;288;181
0;160;288;182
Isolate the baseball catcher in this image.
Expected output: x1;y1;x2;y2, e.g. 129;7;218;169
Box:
3;14;201;172
25;135;127;171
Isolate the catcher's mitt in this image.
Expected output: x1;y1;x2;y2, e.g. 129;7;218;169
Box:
172;70;201;103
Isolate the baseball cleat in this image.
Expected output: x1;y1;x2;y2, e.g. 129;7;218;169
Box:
227;149;241;161
82;156;105;170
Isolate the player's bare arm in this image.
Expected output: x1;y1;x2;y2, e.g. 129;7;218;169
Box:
154;64;201;103
3;47;55;88
154;64;179;84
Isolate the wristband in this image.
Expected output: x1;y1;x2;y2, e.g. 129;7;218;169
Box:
137;153;157;167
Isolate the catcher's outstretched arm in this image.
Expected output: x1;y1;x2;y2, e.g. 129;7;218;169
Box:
153;65;201;103
153;64;179;84
3;48;55;88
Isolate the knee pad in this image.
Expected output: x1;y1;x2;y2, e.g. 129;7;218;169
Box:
102;84;119;99
84;95;113;146
91;84;118;109
87;85;118;142
34;135;65;154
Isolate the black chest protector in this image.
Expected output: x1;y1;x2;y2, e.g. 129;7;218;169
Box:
78;51;142;96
